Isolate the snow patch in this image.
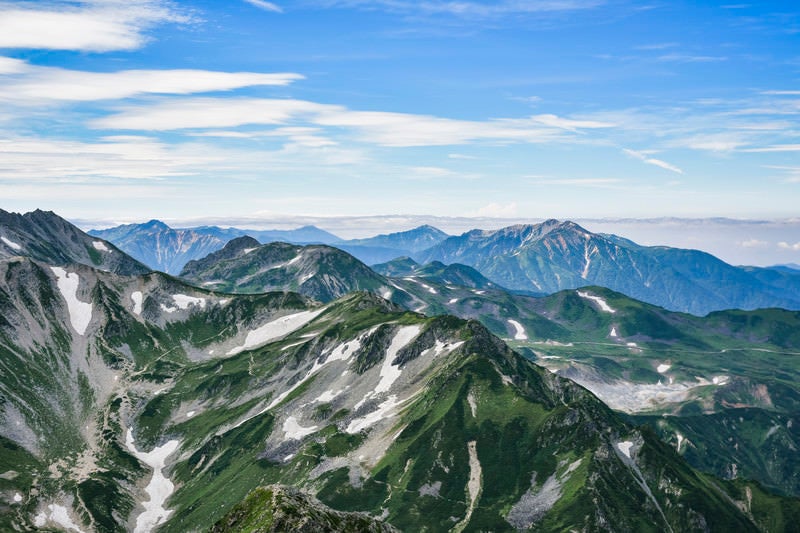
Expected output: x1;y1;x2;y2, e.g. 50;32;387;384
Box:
346;395;405;434
35;504;84;532
50;267;92;335
13;492;21;502
382;289;393;300
125;429;180;533
242;247;257;254
676;433;685;452
131;291;143;315
712;375;729;386
609;327;617;337
1;236;22;251
186;411;195;418
657;363;671;374
616;440;634;459
448;298;458;304
282;416;318;441
227;308;324;355
92;241;110;252
314;389;343;403
171;294;206;310
576;290;615;313
507;319;528;340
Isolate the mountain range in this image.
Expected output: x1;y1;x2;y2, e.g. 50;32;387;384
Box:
3;208;800;531
173;231;800;497
91;217;800;315
88;221;340;275
416;220;800;315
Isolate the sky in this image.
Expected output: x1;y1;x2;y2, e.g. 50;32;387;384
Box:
0;0;799;263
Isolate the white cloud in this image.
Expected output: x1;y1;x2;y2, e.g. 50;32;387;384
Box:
530;177;622;187
530;113;615;131
744;144;800;153
0;60;303;102
0;1;187;52
761;90;800;96
91;97;610;147
778;242;800;251
739;238;768;248
448;153;477;159
475;202;517;217
244;0;283;12
91;98;336;130
622;148;684;174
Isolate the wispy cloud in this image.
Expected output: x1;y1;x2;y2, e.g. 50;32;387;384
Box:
744;144;800;153
623;148;683;174
530;113;615;131
90;96;612;147
316;0;605;18
739;238;768;248
657;54;728;63
0;0;188;52
778;241;800;251
244;0;283;12
475;201;517;217
0;59;303;102
529;177;622;187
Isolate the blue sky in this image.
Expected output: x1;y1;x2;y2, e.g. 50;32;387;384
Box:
0;0;798;258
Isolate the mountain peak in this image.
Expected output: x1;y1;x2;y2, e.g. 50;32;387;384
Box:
142;219;170;231
224;235;261;251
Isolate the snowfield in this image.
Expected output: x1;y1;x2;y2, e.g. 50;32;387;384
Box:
125;429;181;533
50;267;92;335
227;308;325;356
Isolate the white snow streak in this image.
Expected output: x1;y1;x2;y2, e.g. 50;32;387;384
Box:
346;395;405;434
50;267;92;335
467;391;477;418
125;429;180;533
657;364;671;373
227;309;324;355
449;298;458;304
92;241;110;252
508;319;528;340
453;441;482;532
131;291;143;316
1;236;22;250
373;325;422;395
609;327;617;337
576;290;615;313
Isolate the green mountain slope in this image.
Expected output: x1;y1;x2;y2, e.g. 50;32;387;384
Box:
1;259;791;532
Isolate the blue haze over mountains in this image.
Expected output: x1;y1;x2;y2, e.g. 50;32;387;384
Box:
87;216;800;316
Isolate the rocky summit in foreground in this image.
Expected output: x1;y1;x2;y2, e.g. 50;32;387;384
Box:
1;253;797;532
210;485;398;533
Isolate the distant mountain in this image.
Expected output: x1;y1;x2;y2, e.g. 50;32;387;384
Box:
179;237;391;302
417;219;800;315
0;256;788;531
0;208;149;275
373;257;502;291
90;221;341;274
333;225;449;264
